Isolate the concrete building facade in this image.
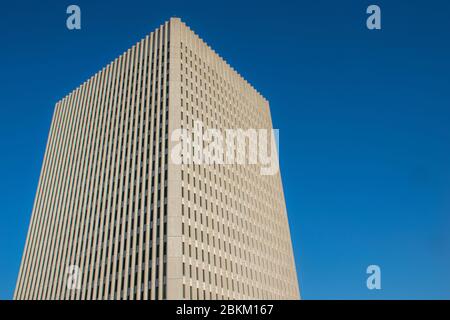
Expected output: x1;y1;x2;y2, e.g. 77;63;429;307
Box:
15;18;300;300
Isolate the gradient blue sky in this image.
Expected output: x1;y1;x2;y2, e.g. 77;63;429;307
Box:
1;0;450;300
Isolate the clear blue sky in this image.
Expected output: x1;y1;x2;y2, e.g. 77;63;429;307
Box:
1;0;450;300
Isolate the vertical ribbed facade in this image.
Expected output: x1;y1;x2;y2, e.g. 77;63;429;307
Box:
15;18;299;300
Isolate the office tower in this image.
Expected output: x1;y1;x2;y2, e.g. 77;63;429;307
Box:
15;17;300;300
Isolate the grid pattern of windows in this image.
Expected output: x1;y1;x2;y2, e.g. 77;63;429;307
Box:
173;19;299;300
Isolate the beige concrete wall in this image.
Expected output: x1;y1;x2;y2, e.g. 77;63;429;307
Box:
15;20;172;300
